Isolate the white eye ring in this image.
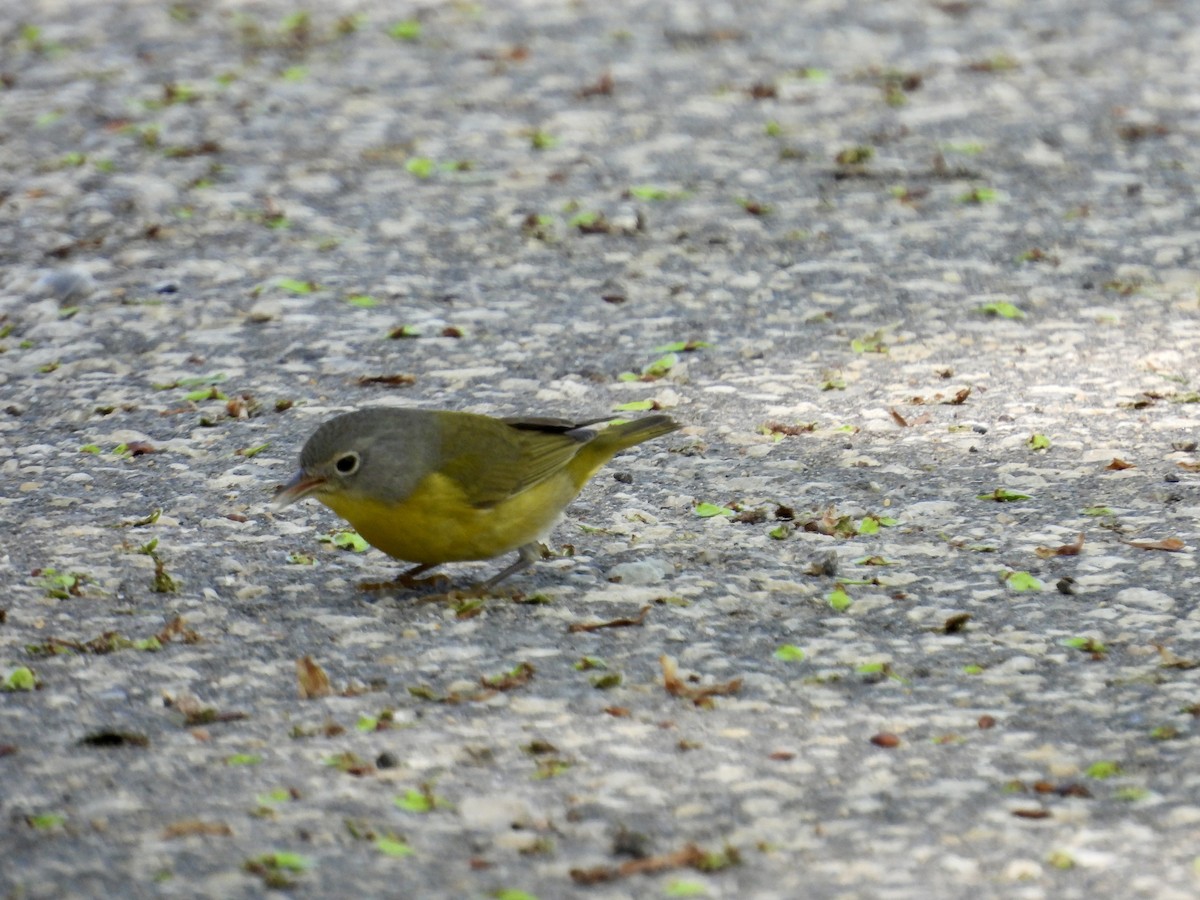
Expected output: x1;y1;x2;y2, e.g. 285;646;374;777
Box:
334;452;360;475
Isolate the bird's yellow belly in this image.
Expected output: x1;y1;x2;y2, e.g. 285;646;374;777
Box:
319;472;578;564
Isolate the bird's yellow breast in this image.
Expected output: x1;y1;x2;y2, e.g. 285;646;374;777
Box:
318;471;579;565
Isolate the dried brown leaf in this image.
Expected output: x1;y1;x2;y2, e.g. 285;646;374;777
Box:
296;655;332;699
480;661;535;691
660;655;742;708
942;612;971;634
1155;644;1199;669
162;820;233;839
570;843;711;884
1126;537;1185;552
357;374;417;387
568;605;650;633
1034;532;1084;559
760;421;816;436
158;615;201;645
1012;808;1052;820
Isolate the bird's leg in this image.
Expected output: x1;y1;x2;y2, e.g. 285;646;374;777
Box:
468;542;549;596
359;562;448;592
416;545;551;603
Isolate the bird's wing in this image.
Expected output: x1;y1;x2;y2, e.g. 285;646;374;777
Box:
439;415;595;508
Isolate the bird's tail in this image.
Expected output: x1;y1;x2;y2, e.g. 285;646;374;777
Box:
569;414;679;487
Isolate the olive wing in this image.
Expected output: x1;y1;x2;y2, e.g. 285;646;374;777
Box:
437;414;596;508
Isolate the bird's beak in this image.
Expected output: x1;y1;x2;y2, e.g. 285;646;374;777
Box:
271;471;326;511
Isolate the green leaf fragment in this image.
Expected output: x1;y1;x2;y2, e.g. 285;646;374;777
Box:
959;187;998;203
1083;506;1114;517
666;881;709;897
978;488;1031;502
184;386;228;401
493;891;539;900
250;852;310;872
850;334;887;353
276;278;316;294
612;399;655;411
630;185;688;201
345;294;378;308
375;836;414;857
1046;851;1075;870
225;753;263;766
590;672;623;689
1027;433;1051;450
158;373;228;390
395;788;444;813
694;502;735;518
4;666;38;691
942;142;985;155
1113;786;1149;801
1085;760;1122;779
835;146;873;166
321;531;369;552
1061;636;1106;653
1003;571;1043;591
773;644;805;662
568;210;600;227
388;19;422;41
979;301;1025;319
28;813;66;830
827;586;852;611
406;157;435;178
532;758;572;779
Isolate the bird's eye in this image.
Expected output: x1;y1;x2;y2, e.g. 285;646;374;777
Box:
335;452;359;475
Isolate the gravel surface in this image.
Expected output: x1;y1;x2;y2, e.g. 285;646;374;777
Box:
3;1;1200;898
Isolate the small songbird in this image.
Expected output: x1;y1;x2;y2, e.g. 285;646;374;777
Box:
272;407;679;591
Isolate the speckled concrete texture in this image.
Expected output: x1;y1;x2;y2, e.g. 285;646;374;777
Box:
2;1;1200;898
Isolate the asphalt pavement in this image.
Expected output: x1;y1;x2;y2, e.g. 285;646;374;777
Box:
2;1;1200;897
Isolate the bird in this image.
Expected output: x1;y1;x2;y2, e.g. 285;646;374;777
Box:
272;407;679;591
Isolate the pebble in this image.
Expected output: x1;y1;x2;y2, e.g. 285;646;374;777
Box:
606;558;673;585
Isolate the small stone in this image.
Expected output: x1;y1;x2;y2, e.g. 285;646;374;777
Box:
376;751;399;769
31;268;96;304
458;793;534;831
606;558;672;585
